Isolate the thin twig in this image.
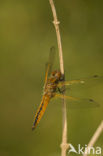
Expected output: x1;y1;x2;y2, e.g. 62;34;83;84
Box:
49;0;64;74
49;0;69;156
83;120;103;156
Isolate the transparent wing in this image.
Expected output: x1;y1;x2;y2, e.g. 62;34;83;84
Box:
57;75;103;88
54;93;100;109
44;46;56;84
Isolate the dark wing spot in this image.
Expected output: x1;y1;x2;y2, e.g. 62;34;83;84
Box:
89;99;100;107
93;75;99;78
89;99;94;102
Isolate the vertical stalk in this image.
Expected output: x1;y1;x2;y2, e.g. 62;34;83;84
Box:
49;0;69;155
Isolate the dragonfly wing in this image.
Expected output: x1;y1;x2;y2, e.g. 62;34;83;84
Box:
54;93;100;109
57;75;103;88
44;46;56;83
32;95;50;130
57;79;84;87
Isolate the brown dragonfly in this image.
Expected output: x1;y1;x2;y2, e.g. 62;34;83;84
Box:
32;47;101;130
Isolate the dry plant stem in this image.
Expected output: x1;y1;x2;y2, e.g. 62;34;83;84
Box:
49;0;69;156
83;120;103;156
49;0;64;74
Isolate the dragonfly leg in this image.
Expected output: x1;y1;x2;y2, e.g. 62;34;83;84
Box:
57;87;65;94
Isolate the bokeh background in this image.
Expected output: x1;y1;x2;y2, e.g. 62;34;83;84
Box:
0;0;103;156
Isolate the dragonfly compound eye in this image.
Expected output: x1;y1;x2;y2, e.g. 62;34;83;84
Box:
51;71;56;76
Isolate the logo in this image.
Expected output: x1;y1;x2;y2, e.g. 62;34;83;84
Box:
68;144;102;155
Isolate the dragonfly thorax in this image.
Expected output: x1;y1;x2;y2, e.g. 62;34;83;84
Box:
43;71;62;97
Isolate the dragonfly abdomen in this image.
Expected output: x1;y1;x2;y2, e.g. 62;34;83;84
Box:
32;95;50;130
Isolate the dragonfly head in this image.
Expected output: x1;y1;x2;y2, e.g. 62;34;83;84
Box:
51;70;63;81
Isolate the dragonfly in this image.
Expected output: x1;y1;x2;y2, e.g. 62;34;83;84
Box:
32;47;101;130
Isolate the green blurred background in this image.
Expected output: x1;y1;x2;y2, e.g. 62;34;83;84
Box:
0;0;103;156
